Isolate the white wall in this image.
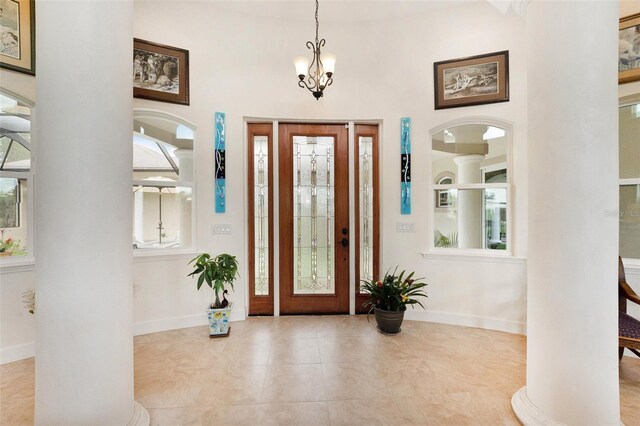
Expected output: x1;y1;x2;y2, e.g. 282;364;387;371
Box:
130;0;529;334
2;0;640;363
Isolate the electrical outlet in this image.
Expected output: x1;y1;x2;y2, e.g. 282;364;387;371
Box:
396;222;415;233
212;224;231;234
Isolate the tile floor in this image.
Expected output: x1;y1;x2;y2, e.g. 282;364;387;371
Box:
1;316;639;425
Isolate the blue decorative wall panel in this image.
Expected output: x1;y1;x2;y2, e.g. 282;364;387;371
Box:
215;112;226;213
400;117;411;215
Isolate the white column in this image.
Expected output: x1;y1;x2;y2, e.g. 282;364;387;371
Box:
174;148;193;248
490;206;501;244
512;1;620;425
134;188;145;244
453;154;484;249
34;1;147;424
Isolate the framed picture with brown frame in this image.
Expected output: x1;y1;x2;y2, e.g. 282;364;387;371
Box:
434;50;509;110
0;0;35;75
133;38;189;105
619;13;640;84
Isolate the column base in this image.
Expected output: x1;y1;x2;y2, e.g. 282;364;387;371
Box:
511;387;564;426
512;387;625;426
128;401;150;426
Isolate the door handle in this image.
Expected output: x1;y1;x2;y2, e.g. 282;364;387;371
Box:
341;238;349;247
341;227;348;235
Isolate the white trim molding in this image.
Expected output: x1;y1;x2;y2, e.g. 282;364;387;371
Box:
133;108;197;130
133;250;199;264
0;257;36;274
511;387;565;426
0;342;35;365
2;309;249;365
404;308;525;335
132;309;246;336
421;251;526;264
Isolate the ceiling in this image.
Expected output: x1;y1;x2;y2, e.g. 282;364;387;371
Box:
209;0;473;23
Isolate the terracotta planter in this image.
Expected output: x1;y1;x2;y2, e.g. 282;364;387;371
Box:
0;252;12;257
374;308;405;335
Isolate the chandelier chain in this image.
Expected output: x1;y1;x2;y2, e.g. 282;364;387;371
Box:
315;0;319;44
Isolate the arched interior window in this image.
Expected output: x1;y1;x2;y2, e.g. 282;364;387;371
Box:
619;103;640;260
0;93;32;258
431;123;510;252
132;114;195;250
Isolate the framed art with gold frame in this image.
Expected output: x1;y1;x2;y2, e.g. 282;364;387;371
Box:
619;13;640;84
0;0;35;75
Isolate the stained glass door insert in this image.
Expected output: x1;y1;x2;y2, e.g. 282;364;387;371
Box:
292;136;335;295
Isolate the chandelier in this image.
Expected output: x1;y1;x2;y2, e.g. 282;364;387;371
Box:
294;0;335;100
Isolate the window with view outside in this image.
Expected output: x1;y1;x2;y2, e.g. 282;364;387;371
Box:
132;116;194;250
431;124;510;252
0;93;31;258
619;104;640;259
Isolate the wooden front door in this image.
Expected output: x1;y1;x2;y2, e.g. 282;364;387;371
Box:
278;124;350;314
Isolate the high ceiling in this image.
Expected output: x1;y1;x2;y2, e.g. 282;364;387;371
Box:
209;0;472;23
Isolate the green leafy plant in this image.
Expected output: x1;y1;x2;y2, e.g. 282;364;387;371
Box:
434;230;458;248
360;267;428;315
188;253;239;309
0;229;21;253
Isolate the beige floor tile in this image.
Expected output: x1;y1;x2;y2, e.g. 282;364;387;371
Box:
327;399;402;426
254;401;331;425
317;335;384;364
148;406;216;425
261;364;326;403
269;338;321;365
2;317;640;425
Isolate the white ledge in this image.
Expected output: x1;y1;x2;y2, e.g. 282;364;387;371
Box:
0;257;36;274
421;251;526;264
133;250;199;263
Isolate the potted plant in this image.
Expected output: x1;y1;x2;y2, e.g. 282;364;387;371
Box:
0;229;21;257
361;267;428;335
188;253;239;337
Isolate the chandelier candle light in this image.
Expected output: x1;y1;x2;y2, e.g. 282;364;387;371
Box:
294;0;336;100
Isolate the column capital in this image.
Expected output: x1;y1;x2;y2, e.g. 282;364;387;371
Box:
453;153;485;166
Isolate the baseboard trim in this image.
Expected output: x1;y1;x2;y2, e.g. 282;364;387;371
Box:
404;309;526;335
0;309;248;365
133;309;247;336
0;342;35;365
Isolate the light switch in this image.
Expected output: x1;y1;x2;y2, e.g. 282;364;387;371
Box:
396;222;415;233
212;224;231;234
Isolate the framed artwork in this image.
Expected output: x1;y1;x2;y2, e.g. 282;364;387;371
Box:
436;190;450;208
434;50;509;110
619;13;640;84
0;0;35;75
133;38;189;105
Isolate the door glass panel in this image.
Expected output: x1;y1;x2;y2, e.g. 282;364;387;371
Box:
293;136;335;294
359;136;374;285
620;184;640;259
253;136;269;296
